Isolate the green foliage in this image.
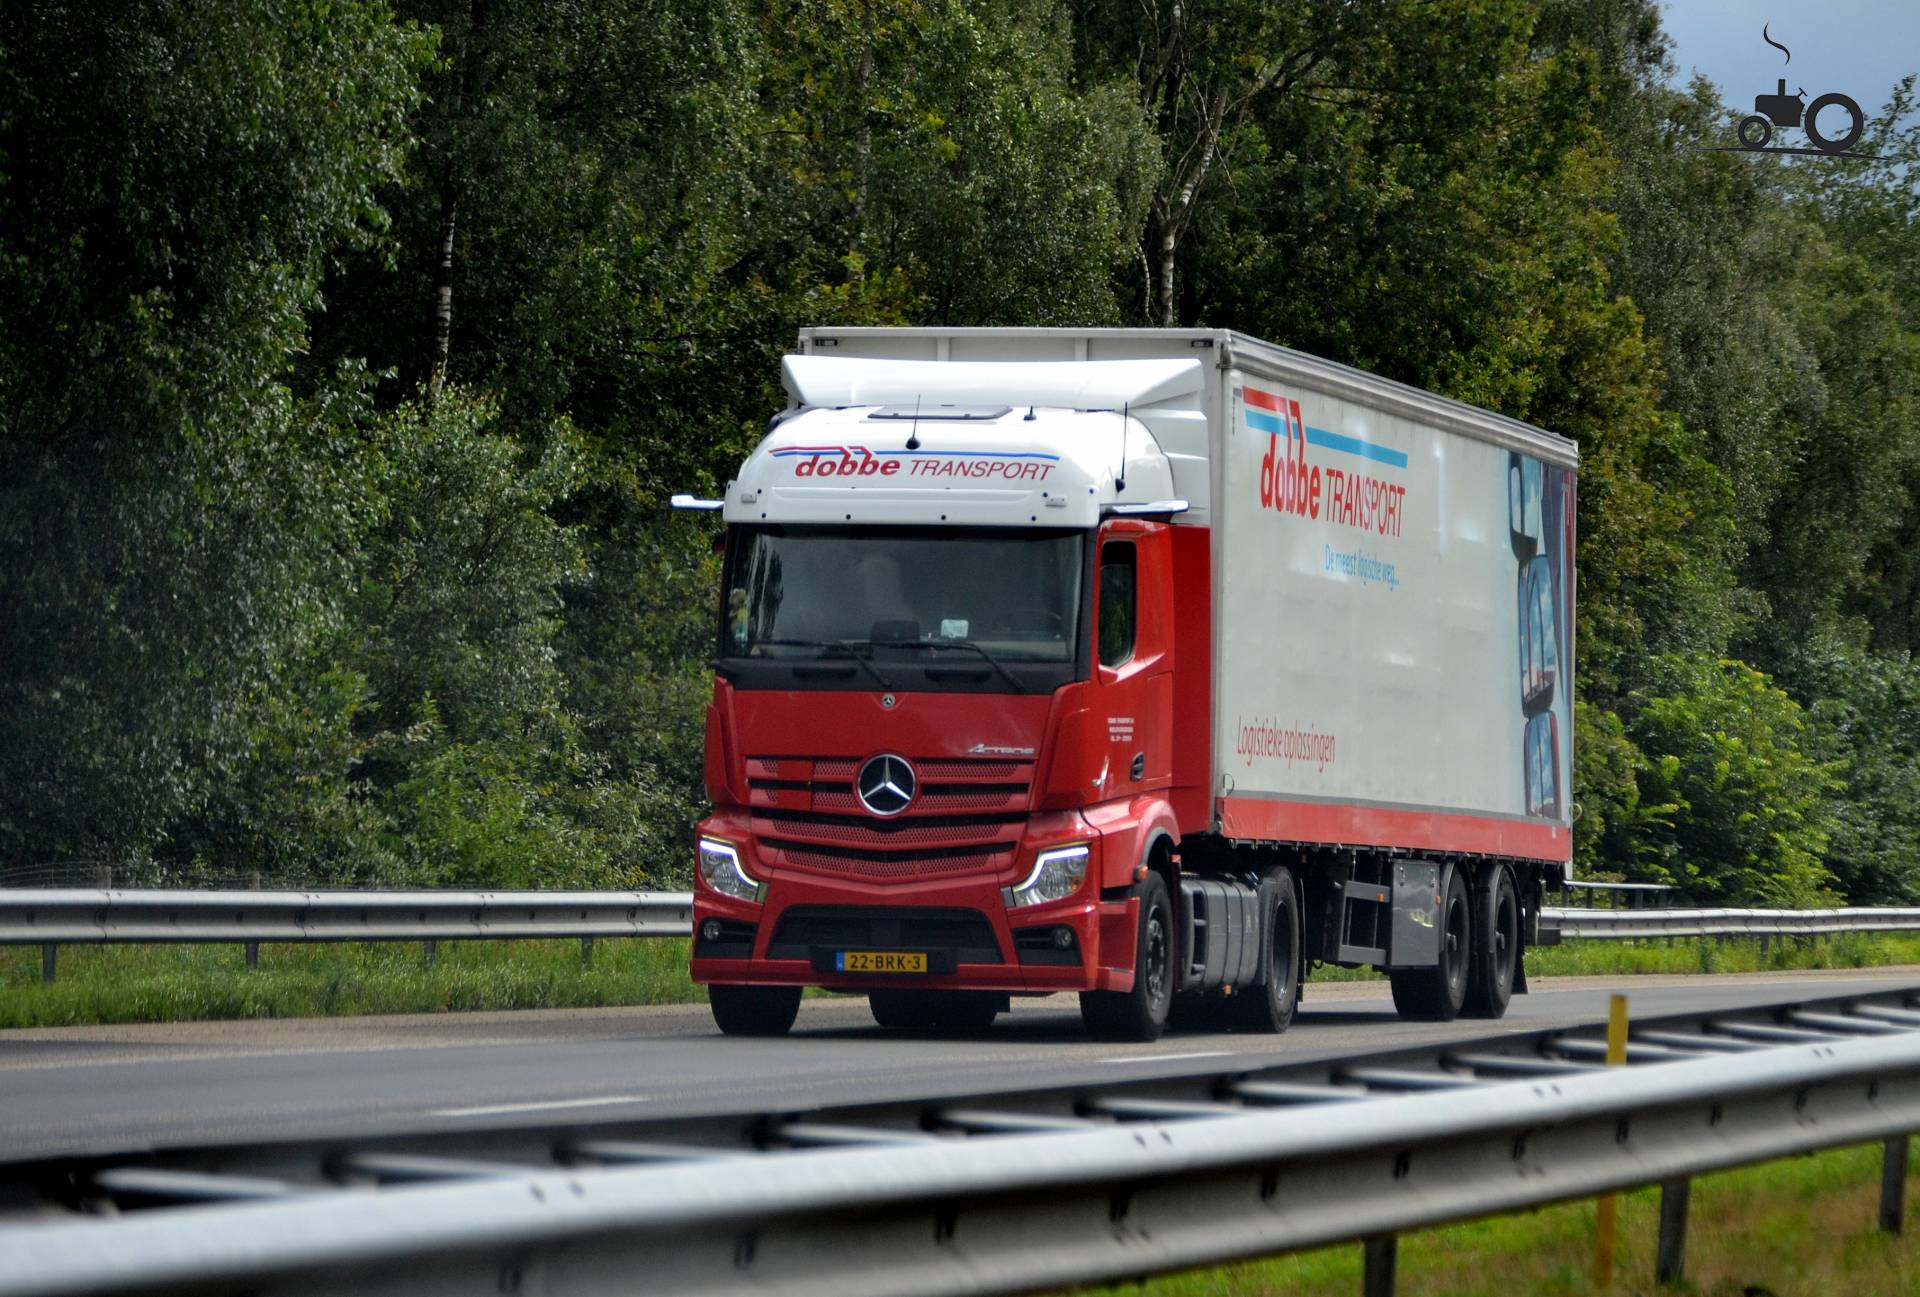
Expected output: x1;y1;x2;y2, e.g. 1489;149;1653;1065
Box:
4;0;1920;908
0;3;429;863
1624;658;1840;905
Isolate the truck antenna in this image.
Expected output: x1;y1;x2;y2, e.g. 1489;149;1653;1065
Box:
1114;402;1128;493
906;396;921;451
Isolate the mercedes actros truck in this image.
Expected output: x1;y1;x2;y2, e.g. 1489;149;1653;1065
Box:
680;328;1576;1040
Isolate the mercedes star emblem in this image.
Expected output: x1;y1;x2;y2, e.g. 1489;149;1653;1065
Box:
856;753;916;817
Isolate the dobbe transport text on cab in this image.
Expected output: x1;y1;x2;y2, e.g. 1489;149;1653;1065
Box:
674;327;1576;1040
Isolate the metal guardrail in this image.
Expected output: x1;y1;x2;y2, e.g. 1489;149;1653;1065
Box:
4;888;1917;982
0;889;693;980
1551;879;1674;908
1540;905;1920;940
12;890;1919;948
3;986;1919;1296
0;889;693;945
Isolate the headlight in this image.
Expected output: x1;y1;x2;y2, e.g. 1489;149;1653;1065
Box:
1006;844;1090;908
698;837;763;903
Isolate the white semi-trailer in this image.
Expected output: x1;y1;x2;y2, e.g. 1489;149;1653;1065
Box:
686;328;1576;1038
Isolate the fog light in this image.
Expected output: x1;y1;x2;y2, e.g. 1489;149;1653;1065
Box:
1052;927;1074;949
701;918;724;942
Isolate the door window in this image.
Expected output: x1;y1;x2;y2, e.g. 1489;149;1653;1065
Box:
1098;541;1137;667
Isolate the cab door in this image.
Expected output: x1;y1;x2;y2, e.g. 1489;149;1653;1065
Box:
1089;519;1174;801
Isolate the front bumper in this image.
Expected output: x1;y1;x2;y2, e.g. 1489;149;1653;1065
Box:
691;869;1137;994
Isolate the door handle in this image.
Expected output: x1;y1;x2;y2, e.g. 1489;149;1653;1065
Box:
1131;752;1146;781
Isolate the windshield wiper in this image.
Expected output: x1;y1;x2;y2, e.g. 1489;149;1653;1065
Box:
743;638;896;691
897;639;1027;693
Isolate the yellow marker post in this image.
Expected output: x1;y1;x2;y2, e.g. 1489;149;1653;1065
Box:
1594;994;1629;1286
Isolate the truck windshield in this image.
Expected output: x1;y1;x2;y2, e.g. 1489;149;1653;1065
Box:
720;525;1086;692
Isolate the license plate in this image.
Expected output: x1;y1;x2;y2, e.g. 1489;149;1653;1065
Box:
836;950;928;974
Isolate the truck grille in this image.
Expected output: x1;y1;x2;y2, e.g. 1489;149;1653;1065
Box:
746;755;1033;882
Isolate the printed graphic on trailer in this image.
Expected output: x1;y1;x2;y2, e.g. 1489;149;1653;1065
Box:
1218;373;1570;829
1509;451;1574;819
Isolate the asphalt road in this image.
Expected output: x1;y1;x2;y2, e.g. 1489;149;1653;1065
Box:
2;968;1916;1162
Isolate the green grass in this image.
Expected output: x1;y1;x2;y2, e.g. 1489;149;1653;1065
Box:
0;937;699;1028
2;932;1917;1029
1063;1141;1920;1296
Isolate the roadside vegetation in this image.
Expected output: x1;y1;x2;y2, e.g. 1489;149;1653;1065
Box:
3;936;1916;1029
1066;1141;1920;1297
2;3;1918;905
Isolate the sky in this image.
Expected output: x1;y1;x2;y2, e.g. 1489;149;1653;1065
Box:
1659;1;1919;122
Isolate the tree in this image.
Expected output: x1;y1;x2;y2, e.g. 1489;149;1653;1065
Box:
1627;657;1839;905
0;1;429;865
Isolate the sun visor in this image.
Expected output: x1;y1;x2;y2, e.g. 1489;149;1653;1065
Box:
783;355;1205;414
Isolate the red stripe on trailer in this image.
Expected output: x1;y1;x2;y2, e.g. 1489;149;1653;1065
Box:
1244;387;1285;412
1218;796;1571;863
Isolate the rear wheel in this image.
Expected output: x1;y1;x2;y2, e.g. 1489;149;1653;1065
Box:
1462;865;1519;1019
709;984;802;1037
1081;872;1174;1041
1228;866;1301;1033
1388;866;1471;1021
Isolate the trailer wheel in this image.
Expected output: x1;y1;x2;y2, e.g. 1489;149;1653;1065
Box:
1229;866;1300;1033
1462;865;1519;1019
1388;867;1471;1021
1081;872;1173;1041
709;984;802;1037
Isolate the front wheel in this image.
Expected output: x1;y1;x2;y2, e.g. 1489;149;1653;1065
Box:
709;984;802;1037
1081;872;1173;1041
1737;115;1772;149
869;989;1001;1033
1388;866;1471;1021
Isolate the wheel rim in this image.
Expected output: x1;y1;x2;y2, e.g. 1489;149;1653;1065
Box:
1144;904;1169;1003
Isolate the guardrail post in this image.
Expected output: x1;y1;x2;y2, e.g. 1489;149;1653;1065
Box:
40;943;56;984
581;936;595;967
423;939;438;969
1594;993;1628;1287
244;871;261;970
1362;1234;1396;1297
1882;1135;1910;1233
1656;1177;1690;1282
93;863;112;890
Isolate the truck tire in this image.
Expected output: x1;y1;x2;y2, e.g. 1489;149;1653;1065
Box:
709;984;802;1037
1388;866;1471;1021
1229;866;1301;1032
1080;872;1173;1041
869;989;931;1030
869;989;1000;1032
1462;865;1519;1019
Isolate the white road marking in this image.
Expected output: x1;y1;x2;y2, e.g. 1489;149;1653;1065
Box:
1099;1050;1233;1066
432;1095;652;1118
